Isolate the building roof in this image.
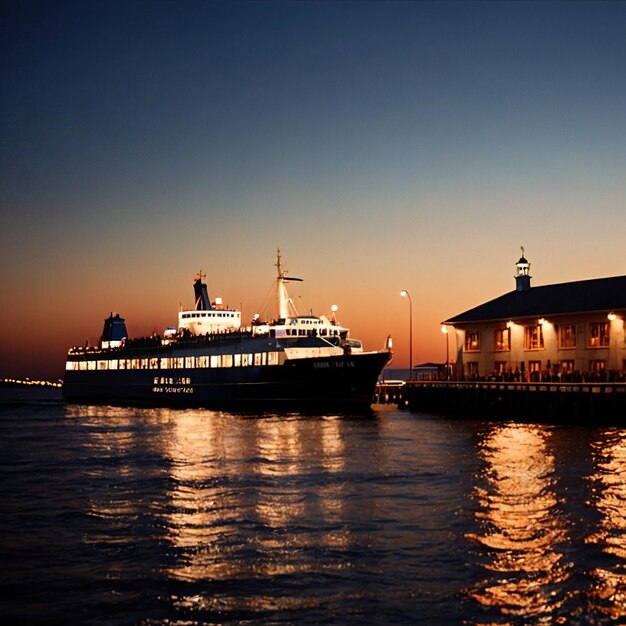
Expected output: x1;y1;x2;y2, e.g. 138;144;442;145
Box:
444;275;626;324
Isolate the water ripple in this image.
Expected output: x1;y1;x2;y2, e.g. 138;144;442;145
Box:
3;393;626;623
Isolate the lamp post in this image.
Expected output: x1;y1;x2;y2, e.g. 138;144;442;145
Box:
441;325;450;380
400;290;413;380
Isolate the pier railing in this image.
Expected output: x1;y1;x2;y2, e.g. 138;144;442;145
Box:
376;380;626;420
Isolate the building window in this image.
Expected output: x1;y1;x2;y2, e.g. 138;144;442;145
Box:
529;360;542;381
558;324;577;349
588;322;609;348
466;362;479;379
465;331;480;352
560;360;575;374
589;360;606;374
524;325;544;350
494;361;507;375
494;328;510;352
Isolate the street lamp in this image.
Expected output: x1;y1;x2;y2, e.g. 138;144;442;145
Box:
441;325;450;380
400;289;413;380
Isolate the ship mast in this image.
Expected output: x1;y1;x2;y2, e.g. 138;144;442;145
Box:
275;248;302;319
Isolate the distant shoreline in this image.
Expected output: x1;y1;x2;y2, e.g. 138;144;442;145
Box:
0;379;62;389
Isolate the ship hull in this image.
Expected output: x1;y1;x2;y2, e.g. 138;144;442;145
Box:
63;351;390;412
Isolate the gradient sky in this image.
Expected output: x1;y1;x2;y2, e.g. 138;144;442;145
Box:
1;1;625;379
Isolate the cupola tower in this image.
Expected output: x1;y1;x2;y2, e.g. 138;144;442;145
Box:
515;247;531;292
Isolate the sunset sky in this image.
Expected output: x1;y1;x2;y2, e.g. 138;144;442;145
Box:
2;1;625;379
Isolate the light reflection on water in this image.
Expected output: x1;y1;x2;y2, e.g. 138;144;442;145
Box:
4;394;626;623
160;412;356;592
586;429;626;621
467;424;571;622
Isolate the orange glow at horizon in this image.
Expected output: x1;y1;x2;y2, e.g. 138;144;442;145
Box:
1;242;625;379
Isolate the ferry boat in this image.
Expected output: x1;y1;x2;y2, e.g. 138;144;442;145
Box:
63;252;392;411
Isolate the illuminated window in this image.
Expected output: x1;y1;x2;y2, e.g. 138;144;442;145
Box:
223;354;233;367
234;354;242;367
185;357;194;368
97;360;107;370
529;360;541;375
466;362;479;378
558;324;577;349
108;360;118;370
589;359;606;373
268;352;278;365
464;331;480;352
254;353;262;366
588;322;609;348
494;328;510;351
494;361;507;374
524;325;544;350
210;355;220;368
560;360;574;373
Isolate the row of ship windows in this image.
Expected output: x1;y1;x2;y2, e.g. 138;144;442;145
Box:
66;352;281;371
181;312;238;319
284;328;340;336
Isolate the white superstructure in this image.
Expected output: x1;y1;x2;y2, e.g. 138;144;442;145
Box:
251;250;364;359
177;272;242;335
178;308;242;335
173;252;364;359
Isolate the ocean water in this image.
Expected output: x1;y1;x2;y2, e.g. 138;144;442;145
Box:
1;388;626;625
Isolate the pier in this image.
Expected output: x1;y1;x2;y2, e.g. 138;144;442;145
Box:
377;380;626;421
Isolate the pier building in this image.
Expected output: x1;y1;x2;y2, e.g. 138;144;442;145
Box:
442;251;626;382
